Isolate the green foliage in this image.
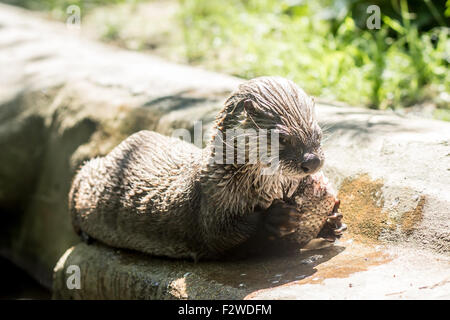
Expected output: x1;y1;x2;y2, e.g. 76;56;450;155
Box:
5;0;449;112
178;0;449;110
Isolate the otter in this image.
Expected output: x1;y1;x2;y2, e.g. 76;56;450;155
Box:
69;76;332;261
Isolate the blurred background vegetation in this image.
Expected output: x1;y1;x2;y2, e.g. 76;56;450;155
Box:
3;0;449;119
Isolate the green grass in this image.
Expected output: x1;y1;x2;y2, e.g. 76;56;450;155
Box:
5;0;449;113
178;0;449;110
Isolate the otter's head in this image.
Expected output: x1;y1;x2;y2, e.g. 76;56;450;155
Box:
215;76;324;177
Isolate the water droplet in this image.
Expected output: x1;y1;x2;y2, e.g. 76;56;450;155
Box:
300;254;323;264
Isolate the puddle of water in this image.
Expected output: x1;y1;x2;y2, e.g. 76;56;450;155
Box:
244;240;394;299
200;244;346;290
294;245;392;285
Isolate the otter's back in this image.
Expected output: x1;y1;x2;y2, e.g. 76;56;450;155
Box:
69;130;203;255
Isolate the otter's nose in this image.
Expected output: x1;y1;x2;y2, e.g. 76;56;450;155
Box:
301;153;321;173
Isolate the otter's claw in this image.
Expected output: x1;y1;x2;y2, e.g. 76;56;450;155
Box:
326;211;343;225
317;199;347;241
333;223;347;236
264;200;299;239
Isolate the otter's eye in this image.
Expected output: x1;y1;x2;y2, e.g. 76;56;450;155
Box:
279;137;289;145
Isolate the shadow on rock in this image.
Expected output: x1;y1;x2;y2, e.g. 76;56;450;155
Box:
198;243;346;293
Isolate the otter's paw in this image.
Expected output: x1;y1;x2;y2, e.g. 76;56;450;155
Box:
263;200;299;239
317;200;347;242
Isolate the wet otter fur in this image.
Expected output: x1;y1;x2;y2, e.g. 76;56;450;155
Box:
69;76;334;261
